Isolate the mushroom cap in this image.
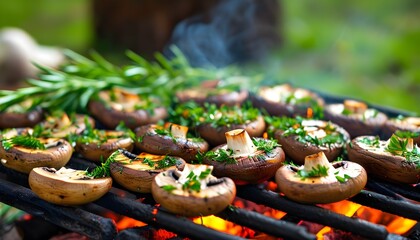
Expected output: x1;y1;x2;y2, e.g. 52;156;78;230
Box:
176;83;248;107
275;161;367;204
135;124;209;162
151;164;236;217
88;90;167;129
273;120;350;165
40;114;95;139
74;130;134;162
197;115;266;147
203;139;286;184
29;167;112;206
110;152;186;193
347;136;420;184
0;138;73;174
250;85;324;117
324;103;388;138
381;117;420;144
0;107;44;129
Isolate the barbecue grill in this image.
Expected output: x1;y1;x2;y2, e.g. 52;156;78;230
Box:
0;92;419;240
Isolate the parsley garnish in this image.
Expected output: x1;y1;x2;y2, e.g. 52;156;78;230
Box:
297;165;329;179
252;138;279;154
357;136;380;147
335;173;352;183
269;116;346;148
141;156;178;169
182;168;212;192
162;185;177;192
385;134;420;168
198;148;236;164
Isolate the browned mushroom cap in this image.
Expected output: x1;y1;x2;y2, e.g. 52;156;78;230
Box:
88;89;167;129
40;113;95;138
29;167;112;206
274;119;350;165
381;117;420;144
176;80;248;107
110;151;186;193
0;107;43;129
197;115;266;147
75;130;134;162
250;84;324;117
324;100;388;138
0;136;72;174
151;164;236;217
135;123;209;163
202;129;285;185
347;135;420;184
275;152;367;204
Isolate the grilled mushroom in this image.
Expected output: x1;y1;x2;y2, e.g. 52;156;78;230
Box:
275;152;367;204
0;129;72;174
381;116;420;144
74;130;134;162
201;129;285;184
135;123;208;162
0;102;43;129
176;79;248;107
251;84;324;117
88;88;167;129
270;117;349;164
29;167;112;206
110;150;186;193
151;164;236;217
39;113;95;139
347;134;420;184
324;99;388;138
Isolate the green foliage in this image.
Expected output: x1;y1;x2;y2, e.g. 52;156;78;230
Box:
2;135;45;151
297;165;329;179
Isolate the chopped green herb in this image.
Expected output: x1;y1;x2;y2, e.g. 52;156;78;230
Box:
162;185;177;192
394;130;420;139
182;171;202;192
252;138;279;154
198;168;212;179
2;135;45;151
297;165;329;179
385;134;420;168
86;150;120;178
357;136;380;148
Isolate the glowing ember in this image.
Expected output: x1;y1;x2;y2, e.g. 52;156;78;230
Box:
315;201;417;238
355;206;417;235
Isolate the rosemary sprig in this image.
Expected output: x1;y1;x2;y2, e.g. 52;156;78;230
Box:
0;47;229;114
2;135;45;151
86;150;119;178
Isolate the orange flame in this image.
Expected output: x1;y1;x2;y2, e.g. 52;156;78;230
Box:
315;201;417;238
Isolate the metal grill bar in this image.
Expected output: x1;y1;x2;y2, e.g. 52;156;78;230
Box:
236;184;389;240
368;179;420;202
216;202;316;240
95;191;245;240
349;190;420;221
0;178;117;240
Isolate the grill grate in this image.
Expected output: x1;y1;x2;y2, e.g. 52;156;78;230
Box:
0;92;419;240
1;157;419;240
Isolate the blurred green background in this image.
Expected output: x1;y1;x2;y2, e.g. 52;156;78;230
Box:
0;0;419;114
